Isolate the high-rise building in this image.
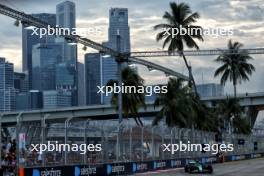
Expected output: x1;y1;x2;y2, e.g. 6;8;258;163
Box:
16;90;43;111
85;53;119;105
77;62;85;106
197;83;224;97
56;1;77;63
85;8;131;105
22;13;56;89
43;90;72;109
56;1;78;105
14;72;29;93
106;8;130;53
56;1;76;30
0;57;15;112
32;43;62;91
85;53;102;105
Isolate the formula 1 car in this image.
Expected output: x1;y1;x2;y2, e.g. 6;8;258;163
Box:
184;160;213;174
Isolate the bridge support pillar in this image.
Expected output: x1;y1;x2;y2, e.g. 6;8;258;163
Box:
244;106;259;128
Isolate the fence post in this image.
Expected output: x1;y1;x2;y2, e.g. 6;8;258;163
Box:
151;127;154;160
16;112;23;175
41;114;50;167
129;125;132;161
83;119;90;164
0;114;2;169
141;126;144;161
64;117;72;165
178;128;181;159
116;123;120;161
161;126;164;160
170;128;173;159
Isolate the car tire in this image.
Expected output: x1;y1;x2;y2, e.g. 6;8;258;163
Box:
208;167;213;174
184;167;188;173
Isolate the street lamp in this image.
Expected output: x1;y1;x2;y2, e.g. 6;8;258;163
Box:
116;30;123;160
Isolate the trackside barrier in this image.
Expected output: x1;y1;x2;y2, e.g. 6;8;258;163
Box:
19;152;264;176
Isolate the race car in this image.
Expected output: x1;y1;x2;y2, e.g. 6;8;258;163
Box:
184;160;213;174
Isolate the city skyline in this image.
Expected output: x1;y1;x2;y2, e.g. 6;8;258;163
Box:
0;0;263;94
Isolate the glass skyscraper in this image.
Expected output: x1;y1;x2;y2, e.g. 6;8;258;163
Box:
0;57;15;112
85;8;131;105
22;13;56;90
106;8;130;53
77;62;85;106
55;1;78;106
85;53;102;105
32;43;62;91
43;90;72;109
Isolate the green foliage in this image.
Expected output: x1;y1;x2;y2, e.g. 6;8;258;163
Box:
216;97;251;135
154;2;204;95
214;40;255;97
153;78;217;131
107;66;146;126
154;2;203;53
153;79;251;135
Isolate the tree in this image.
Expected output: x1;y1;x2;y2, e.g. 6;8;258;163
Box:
153;78;192;127
154;2;203;93
107;66;146;126
216;97;250;134
214;40;255;97
191;94;218;132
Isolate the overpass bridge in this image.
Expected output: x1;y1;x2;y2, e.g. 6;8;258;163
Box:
202;92;264;127
0;103;161;126
1;92;264;126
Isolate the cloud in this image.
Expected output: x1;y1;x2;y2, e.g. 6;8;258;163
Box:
0;0;263;94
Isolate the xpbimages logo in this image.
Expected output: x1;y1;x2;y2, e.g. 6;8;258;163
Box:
162;141;234;154
97;83;168;96
28;25;103;38
31;141;102;154
162;26;234;38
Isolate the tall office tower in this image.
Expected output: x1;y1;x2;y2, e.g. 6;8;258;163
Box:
197;83;224;97
0;58;15;112
85;8;131;105
77;62;85;106
43;90;72;109
85;53;118;105
32;43;62;91
56;1;76;30
56;1;78;105
14;72;29;93
16;90;43;111
85;53;101;105
107;8;130;53
22;13;56;89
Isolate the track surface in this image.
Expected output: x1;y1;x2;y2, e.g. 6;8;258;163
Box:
136;158;264;176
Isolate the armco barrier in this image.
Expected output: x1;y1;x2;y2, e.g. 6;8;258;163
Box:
20;153;264;176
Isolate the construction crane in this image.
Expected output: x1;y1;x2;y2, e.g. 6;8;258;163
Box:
0;3;189;80
130;48;264;57
1;4;264;80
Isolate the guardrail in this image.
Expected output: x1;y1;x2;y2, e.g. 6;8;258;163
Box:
18;152;264;176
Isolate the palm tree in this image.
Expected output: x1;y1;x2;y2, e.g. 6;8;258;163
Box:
191;95;218;132
214;40;255;97
153;78;192;127
107;66;146;126
216;97;250;134
154;2;203;93
153;77;218;132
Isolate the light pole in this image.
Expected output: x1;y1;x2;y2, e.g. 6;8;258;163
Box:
115;30;123;160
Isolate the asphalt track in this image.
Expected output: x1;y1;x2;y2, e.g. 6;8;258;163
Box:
136;157;264;176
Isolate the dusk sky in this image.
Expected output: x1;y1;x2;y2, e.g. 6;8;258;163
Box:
0;0;263;95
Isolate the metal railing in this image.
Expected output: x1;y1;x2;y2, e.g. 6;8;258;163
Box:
3;119;261;168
